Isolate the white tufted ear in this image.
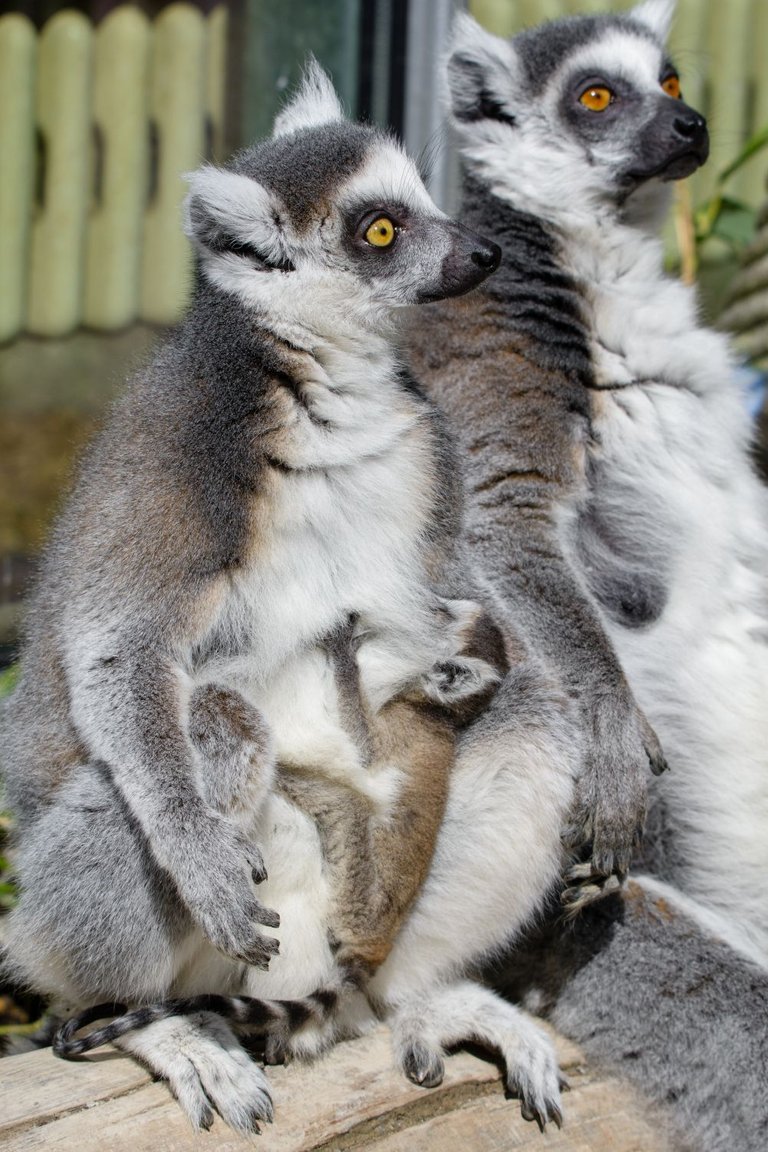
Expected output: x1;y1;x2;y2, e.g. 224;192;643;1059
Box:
631;0;676;42
272;57;344;139
446;12;521;127
183;165;289;267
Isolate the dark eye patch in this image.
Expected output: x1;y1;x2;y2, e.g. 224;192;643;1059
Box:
208;232;295;273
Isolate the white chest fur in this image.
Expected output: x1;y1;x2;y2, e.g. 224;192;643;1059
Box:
569;220;768;952
200;343;444;791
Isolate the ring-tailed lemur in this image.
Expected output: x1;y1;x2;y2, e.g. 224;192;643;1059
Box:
409;0;768;954
401;5;768;1148
1;66;578;1133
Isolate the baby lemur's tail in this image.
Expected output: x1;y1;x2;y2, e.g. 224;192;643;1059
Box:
54;970;357;1065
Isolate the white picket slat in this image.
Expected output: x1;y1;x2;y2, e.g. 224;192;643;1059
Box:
0;14;36;343
83;6;151;331
27;9;92;337
700;0;752;203
140;3;206;326
206;5;229;164
744;0;768;211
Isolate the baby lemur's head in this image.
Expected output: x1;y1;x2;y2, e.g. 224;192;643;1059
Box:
447;0;708;222
185;61;500;337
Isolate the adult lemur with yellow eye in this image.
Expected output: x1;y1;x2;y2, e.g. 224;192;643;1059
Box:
406;4;768;1149
2;66;580;1134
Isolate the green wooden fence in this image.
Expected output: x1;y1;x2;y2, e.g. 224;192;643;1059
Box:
0;4;228;343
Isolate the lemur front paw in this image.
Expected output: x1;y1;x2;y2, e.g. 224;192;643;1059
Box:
561;693;666;898
171;813;280;968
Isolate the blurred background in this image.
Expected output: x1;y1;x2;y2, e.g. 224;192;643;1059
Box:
1;0;768;672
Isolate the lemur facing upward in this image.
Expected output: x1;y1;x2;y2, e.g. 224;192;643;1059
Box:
1;67;579;1133
409;0;768;958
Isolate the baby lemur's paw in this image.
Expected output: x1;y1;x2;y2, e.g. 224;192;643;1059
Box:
562;692;665;891
173;812;280;968
418;656;501;711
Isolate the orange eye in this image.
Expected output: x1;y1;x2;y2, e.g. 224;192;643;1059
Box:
661;74;682;99
579;85;614;112
365;217;396;247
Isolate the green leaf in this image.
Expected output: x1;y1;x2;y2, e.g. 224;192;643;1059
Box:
710;198;757;251
0;666;18;698
717;122;768;186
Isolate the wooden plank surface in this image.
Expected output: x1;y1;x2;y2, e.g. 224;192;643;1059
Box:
0;1025;673;1151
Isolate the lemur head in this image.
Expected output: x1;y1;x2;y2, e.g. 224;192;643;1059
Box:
184;61;500;339
447;0;708;222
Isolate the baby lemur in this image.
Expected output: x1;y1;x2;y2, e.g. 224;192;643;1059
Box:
3;65;575;1133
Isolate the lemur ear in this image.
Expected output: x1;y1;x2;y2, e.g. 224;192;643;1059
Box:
272;57;344;139
183;166;291;270
630;0;676;42
446;13;520;128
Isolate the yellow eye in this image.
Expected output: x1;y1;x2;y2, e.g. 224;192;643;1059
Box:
579;85;614;112
662;75;682;99
365;217;396;247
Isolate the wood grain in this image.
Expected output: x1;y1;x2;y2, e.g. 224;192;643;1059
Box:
0;1025;673;1151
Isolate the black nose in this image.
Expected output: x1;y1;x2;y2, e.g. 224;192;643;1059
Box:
673;112;708;147
471;243;502;273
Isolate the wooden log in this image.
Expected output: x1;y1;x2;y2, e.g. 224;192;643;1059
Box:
0;1025;674;1151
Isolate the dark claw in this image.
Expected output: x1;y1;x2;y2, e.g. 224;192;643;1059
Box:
650;753;669;776
199;1105;214;1131
256;906;280;930
246;1107;270;1131
252;865;268;884
402;1040;445;1089
551;1104;564;1129
559;1075;571;1092
520;1101;535;1123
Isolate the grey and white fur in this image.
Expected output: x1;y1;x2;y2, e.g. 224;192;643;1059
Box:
403;3;768;1147
1;67;579;1133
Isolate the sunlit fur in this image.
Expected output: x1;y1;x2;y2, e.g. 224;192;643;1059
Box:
1;64;577;1134
445;1;768;961
403;5;768;1149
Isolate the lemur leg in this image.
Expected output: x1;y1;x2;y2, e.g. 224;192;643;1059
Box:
113;1011;274;1134
367;662;579;1128
4;684;274;1007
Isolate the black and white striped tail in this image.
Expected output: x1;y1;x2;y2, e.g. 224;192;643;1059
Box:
53;983;347;1061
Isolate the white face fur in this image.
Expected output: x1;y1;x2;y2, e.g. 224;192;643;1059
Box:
447;0;708;225
183;62;499;345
